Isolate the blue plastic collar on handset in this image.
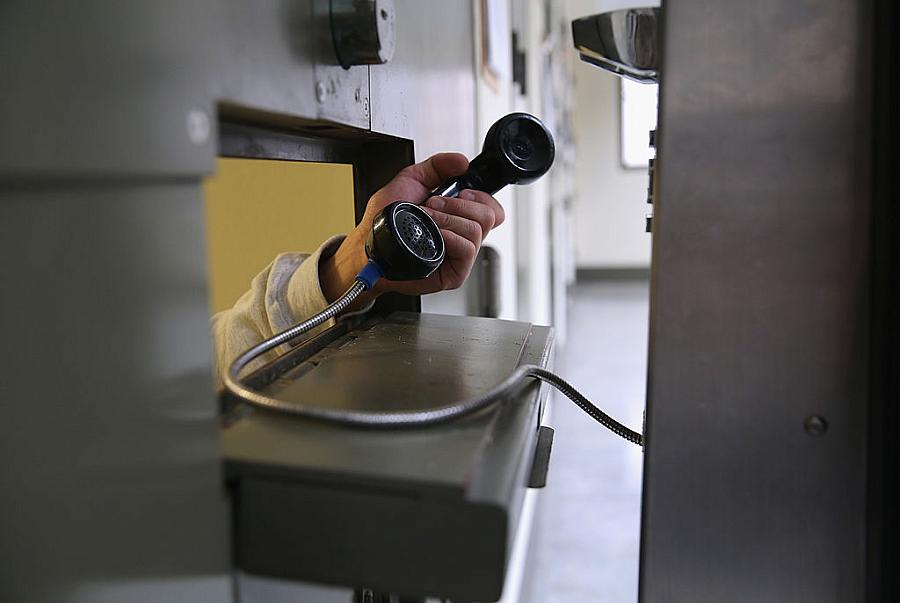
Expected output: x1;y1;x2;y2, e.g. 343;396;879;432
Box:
355;259;385;290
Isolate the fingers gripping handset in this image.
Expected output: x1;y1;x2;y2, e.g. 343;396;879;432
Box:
359;112;555;286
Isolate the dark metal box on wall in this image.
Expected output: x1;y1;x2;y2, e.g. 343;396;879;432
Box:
573;2;898;601
636;1;897;601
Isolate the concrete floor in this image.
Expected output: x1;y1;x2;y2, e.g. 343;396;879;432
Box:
527;279;650;603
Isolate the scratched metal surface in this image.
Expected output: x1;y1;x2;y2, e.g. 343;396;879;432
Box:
222;312;552;493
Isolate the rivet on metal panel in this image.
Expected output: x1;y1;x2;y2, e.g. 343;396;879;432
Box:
316;81;327;103
185;108;210;146
804;415;829;437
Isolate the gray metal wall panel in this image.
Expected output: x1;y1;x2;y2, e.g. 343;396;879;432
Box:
0;1;371;181
0;184;231;602
0;1;469;174
641;1;870;601
369;0;477;158
212;0;370;130
0;2;478;600
0;1;219;178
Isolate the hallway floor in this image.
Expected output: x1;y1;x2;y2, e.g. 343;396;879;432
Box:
528;279;649;603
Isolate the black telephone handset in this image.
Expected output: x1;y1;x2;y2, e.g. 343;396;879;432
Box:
365;112;555;281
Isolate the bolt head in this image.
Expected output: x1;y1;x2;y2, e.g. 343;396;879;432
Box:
186;108;210;146
804;415;828;437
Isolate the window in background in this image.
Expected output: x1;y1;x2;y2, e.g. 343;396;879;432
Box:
620;78;658;169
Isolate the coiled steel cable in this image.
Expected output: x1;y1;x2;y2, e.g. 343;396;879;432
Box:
224;280;367;416
225;282;644;446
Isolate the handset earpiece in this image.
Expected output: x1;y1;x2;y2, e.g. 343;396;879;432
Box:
431;112;556;198
366;112;555;282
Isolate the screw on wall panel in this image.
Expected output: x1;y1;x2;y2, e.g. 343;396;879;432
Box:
316;81;327;103
363;97;369;116
804;415;828;437
185;108;210;146
355;87;361;102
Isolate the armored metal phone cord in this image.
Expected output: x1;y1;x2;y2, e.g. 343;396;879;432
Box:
224;271;644;447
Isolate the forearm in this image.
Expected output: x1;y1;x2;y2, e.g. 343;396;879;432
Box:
211;236;353;386
318;230;381;307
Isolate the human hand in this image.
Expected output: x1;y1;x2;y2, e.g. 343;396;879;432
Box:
320;152;505;302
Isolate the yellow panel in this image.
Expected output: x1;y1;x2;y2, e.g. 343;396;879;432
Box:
203;158;356;314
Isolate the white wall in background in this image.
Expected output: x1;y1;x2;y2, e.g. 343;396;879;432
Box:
512;0;553;328
473;0;521;322
422;0;519;319
567;0;657;269
621;79;658;169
